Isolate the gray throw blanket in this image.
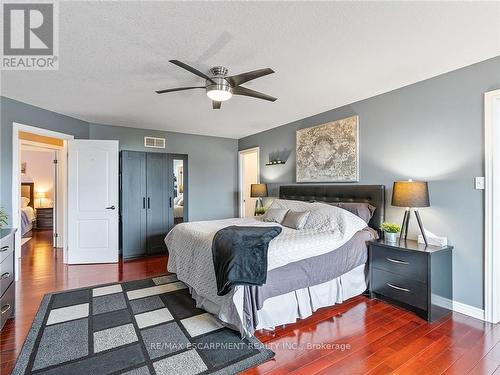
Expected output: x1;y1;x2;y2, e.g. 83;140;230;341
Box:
212;225;282;296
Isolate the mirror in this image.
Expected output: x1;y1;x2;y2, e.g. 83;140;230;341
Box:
173;159;184;224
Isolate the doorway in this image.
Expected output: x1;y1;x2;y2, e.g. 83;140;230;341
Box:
238;147;260;218
485;89;500;324
19;139;61;249
12;124;73;279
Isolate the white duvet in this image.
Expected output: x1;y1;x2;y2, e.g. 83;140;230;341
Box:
165;200;368;333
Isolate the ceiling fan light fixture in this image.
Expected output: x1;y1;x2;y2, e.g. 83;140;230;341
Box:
206;78;233;101
206;88;232;102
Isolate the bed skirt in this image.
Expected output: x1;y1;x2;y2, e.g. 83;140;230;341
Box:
189;263;368;335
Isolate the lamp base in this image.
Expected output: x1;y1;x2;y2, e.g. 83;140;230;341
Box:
254;198;264;216
399;208;428;246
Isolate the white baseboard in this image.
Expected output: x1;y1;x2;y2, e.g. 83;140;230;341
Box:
432;295;484;321
452;300;485;321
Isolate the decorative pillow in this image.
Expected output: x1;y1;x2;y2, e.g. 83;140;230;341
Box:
282;210;310;230
21;197;30;208
261;208;289;224
326;202;376;224
178;196;184;206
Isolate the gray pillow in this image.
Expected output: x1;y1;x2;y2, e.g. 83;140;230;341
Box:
334;202;376;223
282;210;310;230
262;208;289;224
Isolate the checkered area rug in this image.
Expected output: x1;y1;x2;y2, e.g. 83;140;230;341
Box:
13;275;274;375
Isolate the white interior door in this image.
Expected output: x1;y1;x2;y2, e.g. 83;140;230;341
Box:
67;140;119;264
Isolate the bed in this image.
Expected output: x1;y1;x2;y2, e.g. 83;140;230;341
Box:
166;184;385;336
21;182;36;236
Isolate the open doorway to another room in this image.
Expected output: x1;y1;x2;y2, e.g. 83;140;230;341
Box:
238;147;260;218
19;132;62;251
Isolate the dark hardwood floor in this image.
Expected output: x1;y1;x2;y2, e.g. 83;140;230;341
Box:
1;230;499;374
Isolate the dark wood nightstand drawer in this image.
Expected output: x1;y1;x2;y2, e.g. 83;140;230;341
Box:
372;268;427;311
37;208;53;229
371;245;427;283
0;252;14;297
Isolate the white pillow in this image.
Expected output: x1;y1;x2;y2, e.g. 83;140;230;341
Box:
21;197;30;208
270;198;367;233
174;195;182;205
178;196;184;206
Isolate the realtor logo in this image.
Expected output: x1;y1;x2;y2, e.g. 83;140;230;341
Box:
2;2;59;70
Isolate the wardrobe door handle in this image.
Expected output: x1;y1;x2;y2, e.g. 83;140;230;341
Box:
105;206;115;210
1;304;11;314
143;197;146;209
386;283;410;293
0;246;9;252
1;272;10;280
170;197;172;208
147;198;150;209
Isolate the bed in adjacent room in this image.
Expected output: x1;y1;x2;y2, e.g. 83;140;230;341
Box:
165;185;385;336
20;182;36;237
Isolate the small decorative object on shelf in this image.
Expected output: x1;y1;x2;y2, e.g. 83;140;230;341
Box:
265;159;285;166
380;222;401;243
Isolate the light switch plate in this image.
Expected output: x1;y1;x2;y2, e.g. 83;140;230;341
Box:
475;177;485;190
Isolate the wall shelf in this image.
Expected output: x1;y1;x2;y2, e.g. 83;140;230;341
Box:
265;160;286;166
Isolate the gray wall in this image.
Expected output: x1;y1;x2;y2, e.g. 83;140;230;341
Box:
88;123;238;221
0;96;90;222
0;96;238;225
239;56;500;309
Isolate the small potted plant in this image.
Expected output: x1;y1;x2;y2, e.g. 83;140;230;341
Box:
380;222;401;243
0;208;8;229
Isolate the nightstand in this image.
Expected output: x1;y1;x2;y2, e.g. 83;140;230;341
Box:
36;207;53;229
369;239;453;322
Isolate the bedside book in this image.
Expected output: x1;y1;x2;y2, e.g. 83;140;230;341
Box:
368;239;453;322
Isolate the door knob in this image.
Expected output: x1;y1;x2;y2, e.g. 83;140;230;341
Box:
105;205;116;210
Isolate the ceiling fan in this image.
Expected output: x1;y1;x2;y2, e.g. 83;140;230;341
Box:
155;60;277;109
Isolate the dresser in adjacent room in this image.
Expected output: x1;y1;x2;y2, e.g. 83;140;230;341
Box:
36;207;53;229
0;229;16;331
369;239;453;322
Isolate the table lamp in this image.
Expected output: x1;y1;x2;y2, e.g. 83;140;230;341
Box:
35;191;47;208
392;180;430;246
250;183;267;215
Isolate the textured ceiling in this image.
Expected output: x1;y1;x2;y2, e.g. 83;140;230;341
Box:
1;1;499;139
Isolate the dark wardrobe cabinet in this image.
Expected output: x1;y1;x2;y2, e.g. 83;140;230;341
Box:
120;151;170;259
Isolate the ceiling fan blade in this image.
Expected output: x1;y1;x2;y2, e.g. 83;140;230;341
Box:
169;60;216;84
232;86;277;102
226;68;274;87
212;101;221;109
155;86;205;94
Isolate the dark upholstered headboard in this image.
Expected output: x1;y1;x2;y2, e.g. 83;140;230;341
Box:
279;184;385;232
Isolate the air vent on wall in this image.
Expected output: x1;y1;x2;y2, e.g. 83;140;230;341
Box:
144;136;166;149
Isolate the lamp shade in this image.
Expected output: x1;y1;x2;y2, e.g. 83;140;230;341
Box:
250;183;267;198
35;192;47;199
392;181;430;207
